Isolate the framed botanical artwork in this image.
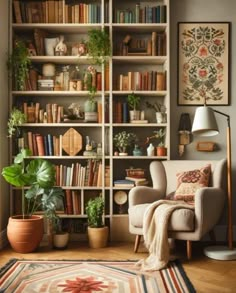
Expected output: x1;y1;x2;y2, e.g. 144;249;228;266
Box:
178;22;230;105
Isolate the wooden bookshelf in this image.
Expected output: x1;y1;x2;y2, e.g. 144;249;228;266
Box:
9;0;170;242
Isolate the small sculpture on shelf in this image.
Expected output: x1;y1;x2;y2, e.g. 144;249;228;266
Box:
83;136;97;156
65;103;84;121
55;35;67;56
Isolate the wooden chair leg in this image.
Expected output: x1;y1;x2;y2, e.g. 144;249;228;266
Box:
209;230;216;242
134;235;141;253
187;240;192;260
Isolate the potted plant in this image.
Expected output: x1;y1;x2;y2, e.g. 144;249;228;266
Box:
85;195;108;248
113;131;137;156
7;108;26;137
7;40;31;91
1;148;64;253
86;29;111;65
50;216;69;249
127;92;141;121
146;101;167;123
145;128;167;156
83;66;98;122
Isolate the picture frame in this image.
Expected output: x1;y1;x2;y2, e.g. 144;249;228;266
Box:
177;22;230;105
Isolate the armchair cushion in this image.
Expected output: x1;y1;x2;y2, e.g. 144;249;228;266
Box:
129;203;194;231
174;164;211;203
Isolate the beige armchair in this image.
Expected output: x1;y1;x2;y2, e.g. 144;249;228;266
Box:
128;159;226;259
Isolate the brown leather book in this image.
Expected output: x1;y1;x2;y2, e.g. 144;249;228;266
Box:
65;189;73;214
35;134;45;156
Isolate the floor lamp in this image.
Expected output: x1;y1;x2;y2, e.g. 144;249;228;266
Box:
192;105;236;260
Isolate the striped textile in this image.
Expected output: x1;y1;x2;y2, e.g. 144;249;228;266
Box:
0;259;195;293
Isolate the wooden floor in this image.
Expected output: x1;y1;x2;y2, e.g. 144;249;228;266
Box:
0;241;236;292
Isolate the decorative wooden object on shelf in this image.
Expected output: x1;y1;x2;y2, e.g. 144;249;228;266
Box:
62;128;82;156
196;141;216;152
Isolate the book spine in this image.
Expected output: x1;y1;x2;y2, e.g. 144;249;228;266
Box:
47;134;54;156
36;135;45;156
122;102;128;123
65;189;73;214
43;135;49;156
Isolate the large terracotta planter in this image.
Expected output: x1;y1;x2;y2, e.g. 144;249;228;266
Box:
7;215;44;253
88;226;109;248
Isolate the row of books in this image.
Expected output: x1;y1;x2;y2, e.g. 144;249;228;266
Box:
64;3;101;24
13;0;101;24
55;160;103;187
117;32;166;57
64;189;81;214
18;132;61;156
113;4;167;24
23;102;64;124
113;102;129;124
13;0;64;24
117;71;166;91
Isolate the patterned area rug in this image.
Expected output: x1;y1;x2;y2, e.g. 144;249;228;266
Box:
0;259;195;293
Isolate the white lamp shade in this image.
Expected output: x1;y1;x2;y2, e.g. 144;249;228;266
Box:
192;106;219;136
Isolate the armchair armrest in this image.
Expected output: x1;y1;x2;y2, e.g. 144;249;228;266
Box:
129;186;164;207
194;187;225;236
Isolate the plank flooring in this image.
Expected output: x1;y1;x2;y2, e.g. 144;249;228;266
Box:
0;241;236;292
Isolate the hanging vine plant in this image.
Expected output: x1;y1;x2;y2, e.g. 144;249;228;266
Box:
86;29;111;65
7;40;31;90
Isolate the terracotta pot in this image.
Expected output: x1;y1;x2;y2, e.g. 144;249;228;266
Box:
7;215;44;253
156;146;167;156
88;226;109;248
53;232;69;249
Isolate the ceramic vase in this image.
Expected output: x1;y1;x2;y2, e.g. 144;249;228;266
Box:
147;143;155;156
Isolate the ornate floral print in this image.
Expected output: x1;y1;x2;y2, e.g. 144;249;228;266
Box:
179;23;229;104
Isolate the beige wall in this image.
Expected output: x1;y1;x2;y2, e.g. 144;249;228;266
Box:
0;1;9;247
170;0;236;238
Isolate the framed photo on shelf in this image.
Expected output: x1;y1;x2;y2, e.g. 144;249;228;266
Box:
177;22;230;105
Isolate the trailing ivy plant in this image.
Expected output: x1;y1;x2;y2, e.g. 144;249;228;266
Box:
86;29;111;65
7;40;31;90
8;108;26;137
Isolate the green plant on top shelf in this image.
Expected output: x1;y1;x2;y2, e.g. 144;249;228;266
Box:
7;40;31;90
7;108;26;137
86;29;111;65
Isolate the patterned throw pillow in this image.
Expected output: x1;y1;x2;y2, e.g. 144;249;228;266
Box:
174;164;211;204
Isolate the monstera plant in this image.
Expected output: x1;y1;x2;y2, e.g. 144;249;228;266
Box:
1;148;64;253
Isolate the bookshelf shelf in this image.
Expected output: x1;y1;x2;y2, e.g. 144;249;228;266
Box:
12;23;101;33
21;123;102;127
10;0;170;242
112;56;167;65
12;91;103;96
30;56;94;64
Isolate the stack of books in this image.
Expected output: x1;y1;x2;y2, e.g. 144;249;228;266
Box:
38;79;54;91
113;179;135;188
125;176;148;186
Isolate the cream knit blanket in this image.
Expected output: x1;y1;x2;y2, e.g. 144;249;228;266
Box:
136;199;194;271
